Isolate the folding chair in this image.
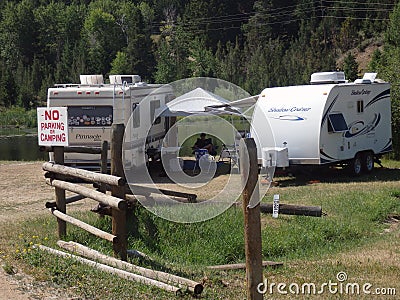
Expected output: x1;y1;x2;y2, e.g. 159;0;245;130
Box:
193;149;215;172
193;148;208;172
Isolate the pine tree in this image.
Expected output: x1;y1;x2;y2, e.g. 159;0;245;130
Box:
343;53;359;82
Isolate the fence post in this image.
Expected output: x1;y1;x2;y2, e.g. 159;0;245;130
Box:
111;124;127;261
99;140;109;193
240;138;263;300
53;146;66;237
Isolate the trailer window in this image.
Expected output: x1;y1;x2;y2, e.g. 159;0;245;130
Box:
132;104;140;128
150;100;161;124
328;113;348;133
357;100;364;113
68;106;113;127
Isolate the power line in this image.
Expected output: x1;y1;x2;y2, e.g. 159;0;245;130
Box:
166;0;395;24
151;4;395;30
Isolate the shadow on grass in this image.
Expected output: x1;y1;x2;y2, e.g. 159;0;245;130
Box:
274;165;400;187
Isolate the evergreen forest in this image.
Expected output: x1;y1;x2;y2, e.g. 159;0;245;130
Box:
0;0;399;157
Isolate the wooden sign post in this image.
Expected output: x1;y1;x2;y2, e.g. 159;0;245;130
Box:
53;146;66;237
240;138;263;300
37;107;69;237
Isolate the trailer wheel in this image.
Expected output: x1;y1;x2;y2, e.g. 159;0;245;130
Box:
348;154;363;176
362;152;374;173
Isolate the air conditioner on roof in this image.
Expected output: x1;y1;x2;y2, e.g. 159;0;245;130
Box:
310;72;346;84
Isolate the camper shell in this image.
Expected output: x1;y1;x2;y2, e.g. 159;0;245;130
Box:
47;75;174;169
251;72;392;175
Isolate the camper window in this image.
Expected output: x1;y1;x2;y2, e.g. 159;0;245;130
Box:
67;106;113;127
150;100;161;124
132;103;140;128
328;113;348;133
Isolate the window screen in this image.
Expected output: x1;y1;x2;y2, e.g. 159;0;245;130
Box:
68;106;113;127
328;113;348;132
121;76;133;84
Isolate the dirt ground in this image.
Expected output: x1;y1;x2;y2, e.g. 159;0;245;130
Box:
0;161;83;299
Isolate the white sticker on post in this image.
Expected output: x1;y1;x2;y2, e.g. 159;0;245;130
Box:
272;194;280;218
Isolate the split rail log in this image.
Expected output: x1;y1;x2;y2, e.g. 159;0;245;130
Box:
45;194;86;209
207;261;283;271
127;184;197;203
58;240;203;295
93;183;197;203
36;244;181;295
43;162;125;186
259;203;322;217
45;178;126;210
50;209;117;243
240;138;263;300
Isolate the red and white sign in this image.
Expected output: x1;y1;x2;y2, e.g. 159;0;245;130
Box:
37;107;69;146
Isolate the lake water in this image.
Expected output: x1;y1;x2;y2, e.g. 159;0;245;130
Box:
0;134;47;161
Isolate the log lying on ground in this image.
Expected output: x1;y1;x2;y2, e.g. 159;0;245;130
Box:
49;209;117;243
43;162;125;186
36;244;181;294
128;184;197;203
57;240;203;295
259;203;322;217
45;194;86;208
93;182;197;203
207;261;283;271
45;178;126;210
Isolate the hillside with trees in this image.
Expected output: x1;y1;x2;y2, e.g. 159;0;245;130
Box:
0;0;399;157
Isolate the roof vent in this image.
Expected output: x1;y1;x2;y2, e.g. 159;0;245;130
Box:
80;75;104;85
354;72;377;84
310;72;346;84
109;75;141;85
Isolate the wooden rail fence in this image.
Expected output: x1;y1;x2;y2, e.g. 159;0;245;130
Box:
42;124;127;260
41;124;204;295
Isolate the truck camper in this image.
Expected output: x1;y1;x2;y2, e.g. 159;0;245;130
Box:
47;74;174;169
251;72;392;175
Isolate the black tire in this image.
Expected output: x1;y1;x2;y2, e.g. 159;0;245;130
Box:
362;152;374;173
348;153;363;176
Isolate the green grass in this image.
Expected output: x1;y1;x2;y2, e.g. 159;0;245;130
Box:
2;161;400;299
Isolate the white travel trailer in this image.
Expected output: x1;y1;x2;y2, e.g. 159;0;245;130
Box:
251;72;392;175
47;74;174;168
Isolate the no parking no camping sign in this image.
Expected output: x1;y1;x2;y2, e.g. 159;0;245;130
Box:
37;107;69;146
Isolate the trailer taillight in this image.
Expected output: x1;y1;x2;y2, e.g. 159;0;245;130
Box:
86;91;91;95
94;91;100;95
53;91;58;95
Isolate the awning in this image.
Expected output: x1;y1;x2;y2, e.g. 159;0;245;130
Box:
156;87;240;117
